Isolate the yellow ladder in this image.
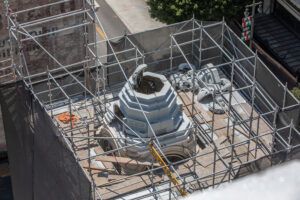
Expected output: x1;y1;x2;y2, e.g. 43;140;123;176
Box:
149;142;188;196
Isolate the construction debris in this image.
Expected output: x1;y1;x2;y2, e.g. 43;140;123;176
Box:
58;112;79;127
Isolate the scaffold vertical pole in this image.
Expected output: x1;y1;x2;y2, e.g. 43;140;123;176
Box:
212;91;216;187
254;113;261;158
198;21;203;68
47;68;53;118
247;51;257;161
170;34;173;72
226;59;235;139
229;120;236;181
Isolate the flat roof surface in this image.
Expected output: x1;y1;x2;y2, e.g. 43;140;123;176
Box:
53;85;273;199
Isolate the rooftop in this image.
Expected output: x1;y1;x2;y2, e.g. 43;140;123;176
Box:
1;1;300;200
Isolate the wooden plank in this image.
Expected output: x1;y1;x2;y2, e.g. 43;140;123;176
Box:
99;175;163;199
86;170;127;187
234;126;265;158
234;126;262;145
233;103;272;135
94;147;116;170
93;174;127;187
81;164;116;173
96;156;160;167
177;154;227;184
177;135;230;177
178;91;210;123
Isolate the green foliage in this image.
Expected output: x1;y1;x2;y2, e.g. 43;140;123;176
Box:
147;0;252;24
290;84;300;101
290;84;300;128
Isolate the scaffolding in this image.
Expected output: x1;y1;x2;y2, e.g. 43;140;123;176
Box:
4;0;300;199
0;58;15;84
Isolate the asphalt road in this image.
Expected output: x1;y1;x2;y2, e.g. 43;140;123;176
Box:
95;0;130;40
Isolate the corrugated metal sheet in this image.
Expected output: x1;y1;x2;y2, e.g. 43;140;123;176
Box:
254;14;300;79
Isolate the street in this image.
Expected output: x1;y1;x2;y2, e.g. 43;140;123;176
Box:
95;0;129;40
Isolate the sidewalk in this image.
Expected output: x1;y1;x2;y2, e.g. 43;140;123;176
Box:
105;0;165;33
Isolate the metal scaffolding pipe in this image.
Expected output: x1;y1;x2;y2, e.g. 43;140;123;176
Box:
6;3;299;198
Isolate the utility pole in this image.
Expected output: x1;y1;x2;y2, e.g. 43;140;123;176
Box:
244;0;263;49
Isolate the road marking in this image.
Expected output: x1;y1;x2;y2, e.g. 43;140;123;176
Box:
95;24;107;40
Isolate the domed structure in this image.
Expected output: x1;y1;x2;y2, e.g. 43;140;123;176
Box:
100;64;196;173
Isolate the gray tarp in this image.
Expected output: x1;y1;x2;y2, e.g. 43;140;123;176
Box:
0;81;91;200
